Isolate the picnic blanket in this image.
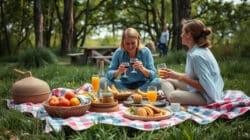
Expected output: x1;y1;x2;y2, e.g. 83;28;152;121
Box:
6;84;250;133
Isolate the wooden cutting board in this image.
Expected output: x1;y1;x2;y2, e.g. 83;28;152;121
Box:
89;104;119;112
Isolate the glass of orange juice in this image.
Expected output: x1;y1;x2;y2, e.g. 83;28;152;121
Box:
146;86;158;104
91;74;100;94
157;63;167;77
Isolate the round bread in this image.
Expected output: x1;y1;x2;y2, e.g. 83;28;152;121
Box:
131;94;142;104
136;107;147;116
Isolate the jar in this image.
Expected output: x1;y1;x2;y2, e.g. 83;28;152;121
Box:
102;93;114;103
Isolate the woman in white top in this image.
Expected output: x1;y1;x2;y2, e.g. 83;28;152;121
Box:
159;19;224;105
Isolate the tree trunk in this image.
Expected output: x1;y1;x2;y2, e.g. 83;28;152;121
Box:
171;0;191;50
0;0;11;55
61;0;74;56
34;0;43;47
80;0;90;48
43;1;55;48
161;0;165;26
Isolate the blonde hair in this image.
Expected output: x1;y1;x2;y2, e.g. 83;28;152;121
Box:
120;27;143;50
182;19;212;48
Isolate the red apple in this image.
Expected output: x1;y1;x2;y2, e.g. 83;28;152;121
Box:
58;97;70;106
64;91;76;100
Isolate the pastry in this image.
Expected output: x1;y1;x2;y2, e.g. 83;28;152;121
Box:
131;94;142;104
136;107;147;116
143;106;154;116
143;103;162;113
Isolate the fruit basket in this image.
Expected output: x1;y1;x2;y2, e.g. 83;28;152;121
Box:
43;100;91;118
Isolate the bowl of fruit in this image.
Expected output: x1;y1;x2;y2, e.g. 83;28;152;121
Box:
43;91;91;118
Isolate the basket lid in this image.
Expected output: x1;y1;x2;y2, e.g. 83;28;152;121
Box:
12;75;50;96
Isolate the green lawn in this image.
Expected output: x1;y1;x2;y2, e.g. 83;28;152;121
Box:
0;55;249;140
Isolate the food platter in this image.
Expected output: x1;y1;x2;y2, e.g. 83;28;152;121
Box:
123;108;173;121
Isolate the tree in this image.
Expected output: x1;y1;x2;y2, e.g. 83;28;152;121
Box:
0;0;11;55
61;0;73;56
34;0;43;47
171;0;191;50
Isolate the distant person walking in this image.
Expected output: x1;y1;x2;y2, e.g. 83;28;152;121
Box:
157;24;169;56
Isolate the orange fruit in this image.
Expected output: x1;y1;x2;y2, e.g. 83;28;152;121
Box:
70;97;81;106
64;91;76;100
48;96;59;106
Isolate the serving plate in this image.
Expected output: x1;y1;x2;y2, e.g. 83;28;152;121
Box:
123;108;173;121
91;99;118;108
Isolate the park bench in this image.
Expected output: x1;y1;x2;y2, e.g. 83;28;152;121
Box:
67;53;85;65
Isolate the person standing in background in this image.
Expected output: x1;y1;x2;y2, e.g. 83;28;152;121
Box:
158;24;169;56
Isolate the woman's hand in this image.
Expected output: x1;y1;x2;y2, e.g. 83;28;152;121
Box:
118;64;128;74
133;61;144;71
159;68;183;80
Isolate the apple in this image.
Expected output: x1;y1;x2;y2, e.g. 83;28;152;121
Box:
48;96;59;106
64;91;76;100
58;96;70;106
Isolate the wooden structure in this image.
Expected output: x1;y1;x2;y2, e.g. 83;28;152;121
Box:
67;46;159;65
80;46;117;65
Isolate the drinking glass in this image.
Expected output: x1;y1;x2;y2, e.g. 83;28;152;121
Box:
146;86;158;104
121;62;130;78
130;58;138;73
157;63;167;76
91;74;100;94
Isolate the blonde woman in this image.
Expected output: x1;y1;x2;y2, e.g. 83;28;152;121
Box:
160;19;224;105
104;27;160;91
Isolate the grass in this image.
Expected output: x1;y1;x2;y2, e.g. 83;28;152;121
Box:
0;54;249;139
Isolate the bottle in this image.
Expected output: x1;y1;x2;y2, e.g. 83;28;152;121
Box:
98;60;106;98
99;60;105;77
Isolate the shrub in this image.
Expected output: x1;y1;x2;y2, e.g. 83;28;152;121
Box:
18;47;57;68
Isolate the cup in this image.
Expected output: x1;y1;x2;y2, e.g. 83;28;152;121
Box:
146;86;158;104
157;63;167;76
91;74;100;94
170;103;181;112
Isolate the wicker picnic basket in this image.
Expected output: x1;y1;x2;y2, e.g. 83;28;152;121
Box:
43;101;91;118
11;69;50;104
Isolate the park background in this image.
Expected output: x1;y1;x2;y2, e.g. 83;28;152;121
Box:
0;0;250;139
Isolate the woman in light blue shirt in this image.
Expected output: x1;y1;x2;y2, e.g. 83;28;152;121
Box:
103;28;160;91
159;19;224;105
